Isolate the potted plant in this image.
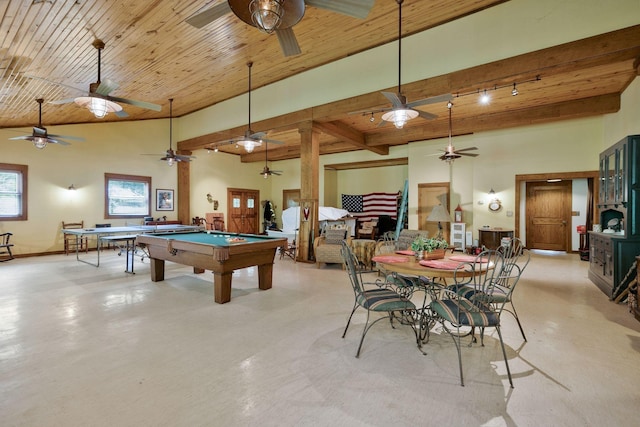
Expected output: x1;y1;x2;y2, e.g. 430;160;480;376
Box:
411;235;449;260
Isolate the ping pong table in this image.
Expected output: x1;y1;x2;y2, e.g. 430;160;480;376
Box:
63;224;203;270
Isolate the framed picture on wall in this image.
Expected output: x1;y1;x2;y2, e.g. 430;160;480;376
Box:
156;189;174;211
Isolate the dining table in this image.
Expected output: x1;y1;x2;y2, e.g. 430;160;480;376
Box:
372;251;494;344
372;251;488;282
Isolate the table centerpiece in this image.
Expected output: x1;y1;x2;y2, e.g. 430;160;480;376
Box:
411;235;449;260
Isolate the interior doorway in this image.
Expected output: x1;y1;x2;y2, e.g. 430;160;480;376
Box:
526;180;572;251
227;188;260;234
515;171;598;252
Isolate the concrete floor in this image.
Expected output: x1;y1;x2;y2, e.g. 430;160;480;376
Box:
1;249;639;426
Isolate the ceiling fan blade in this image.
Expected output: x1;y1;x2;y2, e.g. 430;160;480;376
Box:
276;27;302;57
114;109;129;118
381;92;404;109
45;137;71;146
249;131;266;139
416;110;438;120
48;98;77;105
95;79;119;95
9;135;70;146
262;137;284;145
306;0;375;19
107;95;162;112
185;2;232;28
25;74;84;94
407;93;453;108
455;147;478;152
376;118;390;128
458;152;479;157
175;154;196;161
48;133;85;142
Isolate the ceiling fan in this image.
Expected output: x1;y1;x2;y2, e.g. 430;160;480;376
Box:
8;98;85;149
222;61;284;153
47;39;161;118
437;101;478;162
154;99;195;166
260;141;283;178
185;0;375;57
371;0;453;129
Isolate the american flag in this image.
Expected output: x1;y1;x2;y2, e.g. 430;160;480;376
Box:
341;192;398;222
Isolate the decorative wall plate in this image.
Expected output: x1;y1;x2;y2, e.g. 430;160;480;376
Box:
489;200;502;212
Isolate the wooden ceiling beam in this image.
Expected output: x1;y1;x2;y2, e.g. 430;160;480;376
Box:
312;121;389;155
178;108;313;151
312;25;640;121
366;93;621;146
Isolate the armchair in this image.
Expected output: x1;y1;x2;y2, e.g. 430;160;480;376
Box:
314;227;351;268
356;220;377;239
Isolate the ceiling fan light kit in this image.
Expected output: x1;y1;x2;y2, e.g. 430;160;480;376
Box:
74;96;122;118
381;108;418;129
238;138;261;153
249;0;285;33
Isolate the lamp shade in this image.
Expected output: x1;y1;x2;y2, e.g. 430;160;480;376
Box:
427;205;451;223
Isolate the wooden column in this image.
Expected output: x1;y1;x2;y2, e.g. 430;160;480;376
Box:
177;151;191;224
297;121;320;262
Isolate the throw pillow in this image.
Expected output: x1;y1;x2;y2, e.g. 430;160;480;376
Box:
324;229;347;244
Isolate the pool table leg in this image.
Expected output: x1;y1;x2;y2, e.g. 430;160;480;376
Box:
149;258;165;281
213;272;233;304
257;263;273;290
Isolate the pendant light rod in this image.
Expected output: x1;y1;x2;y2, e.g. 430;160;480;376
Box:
247;61;253;132
396;0;403;95
169;98;173;150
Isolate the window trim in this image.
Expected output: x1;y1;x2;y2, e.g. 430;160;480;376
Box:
0;162;28;221
104;173;152;219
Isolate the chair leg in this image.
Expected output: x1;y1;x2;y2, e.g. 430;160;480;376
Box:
495;325;514;388
342;304;358;338
356;311;372;358
510;304;527;341
454;325;465;386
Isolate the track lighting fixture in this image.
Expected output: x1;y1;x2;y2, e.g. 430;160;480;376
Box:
479;89;490;105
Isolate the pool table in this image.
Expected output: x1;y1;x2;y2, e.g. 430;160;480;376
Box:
136;231;287;303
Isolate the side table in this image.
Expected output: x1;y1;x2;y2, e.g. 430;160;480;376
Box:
349;239;377;270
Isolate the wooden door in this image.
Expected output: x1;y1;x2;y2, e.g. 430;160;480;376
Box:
418;182;451;242
526;181;572;250
227;188;260;234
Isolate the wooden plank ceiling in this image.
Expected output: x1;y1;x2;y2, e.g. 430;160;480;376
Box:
1;1;639;163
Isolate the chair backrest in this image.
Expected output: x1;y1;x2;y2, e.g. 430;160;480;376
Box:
212;218;225;231
322;227;348;245
341;241;365;296
496;237;530;288
453;250;518;312
0;232;12;246
62;221;84;230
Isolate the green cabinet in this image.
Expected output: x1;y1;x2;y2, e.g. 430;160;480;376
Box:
590;135;640;297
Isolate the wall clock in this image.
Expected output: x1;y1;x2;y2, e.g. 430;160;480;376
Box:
489;200;502;212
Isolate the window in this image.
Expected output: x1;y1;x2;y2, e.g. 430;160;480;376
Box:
104;173;151;219
0;163;28;221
